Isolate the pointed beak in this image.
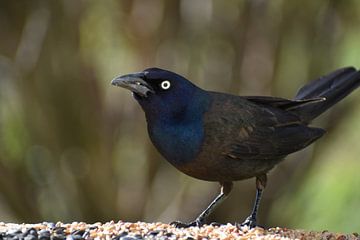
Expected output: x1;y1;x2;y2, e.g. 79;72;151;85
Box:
111;72;155;97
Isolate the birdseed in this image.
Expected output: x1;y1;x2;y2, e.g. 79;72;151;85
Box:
0;221;358;240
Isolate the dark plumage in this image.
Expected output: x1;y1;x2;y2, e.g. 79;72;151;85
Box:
111;67;360;228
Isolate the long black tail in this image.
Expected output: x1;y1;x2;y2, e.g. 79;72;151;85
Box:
293;67;360;123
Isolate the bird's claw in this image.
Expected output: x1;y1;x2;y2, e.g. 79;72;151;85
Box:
209;222;222;227
236;216;257;229
170;219;203;228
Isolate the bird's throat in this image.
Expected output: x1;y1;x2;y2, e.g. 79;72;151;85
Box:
142;89;211;166
148;118;204;166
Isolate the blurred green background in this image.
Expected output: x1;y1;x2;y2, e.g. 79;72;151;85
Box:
0;0;360;233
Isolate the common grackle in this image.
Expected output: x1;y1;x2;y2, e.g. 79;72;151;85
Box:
111;67;360;228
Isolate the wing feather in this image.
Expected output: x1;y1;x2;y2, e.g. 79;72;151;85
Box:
204;93;325;161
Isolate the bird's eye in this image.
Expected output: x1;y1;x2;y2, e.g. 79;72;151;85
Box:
160;80;171;90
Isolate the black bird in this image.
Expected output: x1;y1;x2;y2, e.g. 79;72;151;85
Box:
111;67;360;228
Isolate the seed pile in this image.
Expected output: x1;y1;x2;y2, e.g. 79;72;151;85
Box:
0;221;358;240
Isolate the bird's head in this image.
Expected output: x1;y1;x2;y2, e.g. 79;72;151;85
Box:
111;68;207;122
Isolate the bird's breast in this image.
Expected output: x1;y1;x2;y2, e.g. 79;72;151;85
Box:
148;120;204;167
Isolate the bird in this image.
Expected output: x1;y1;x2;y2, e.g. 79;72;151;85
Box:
111;66;360;228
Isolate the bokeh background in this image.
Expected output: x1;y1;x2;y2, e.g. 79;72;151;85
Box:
0;0;360;233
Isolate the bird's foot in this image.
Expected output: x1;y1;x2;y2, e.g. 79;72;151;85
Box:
209;222;222;227
170;219;204;228
236;216;257;229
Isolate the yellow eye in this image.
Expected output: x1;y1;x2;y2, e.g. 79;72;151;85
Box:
160;80;171;90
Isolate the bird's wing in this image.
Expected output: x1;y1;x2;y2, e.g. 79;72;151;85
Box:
226;122;324;160
244;96;325;111
204;93;325;161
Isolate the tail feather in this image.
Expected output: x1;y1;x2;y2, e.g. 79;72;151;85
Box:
293;67;360;122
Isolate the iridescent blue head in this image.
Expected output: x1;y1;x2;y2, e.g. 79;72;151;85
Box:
111;68;207;123
111;68;211;165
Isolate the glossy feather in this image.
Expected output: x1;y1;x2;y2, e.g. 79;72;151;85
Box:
112;66;360;227
126;67;360;182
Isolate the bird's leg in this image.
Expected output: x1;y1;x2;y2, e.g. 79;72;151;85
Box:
171;181;233;228
238;174;267;229
195;181;233;226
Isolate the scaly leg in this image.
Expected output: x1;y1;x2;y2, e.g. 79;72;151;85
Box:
172;181;233;228
238;174;267;229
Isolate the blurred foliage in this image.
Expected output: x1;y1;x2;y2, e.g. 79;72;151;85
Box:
0;0;359;232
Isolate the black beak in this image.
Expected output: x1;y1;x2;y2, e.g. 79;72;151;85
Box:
111;72;155;97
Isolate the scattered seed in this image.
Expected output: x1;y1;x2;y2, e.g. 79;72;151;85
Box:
0;222;357;240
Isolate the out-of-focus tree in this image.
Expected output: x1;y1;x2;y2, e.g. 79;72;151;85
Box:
0;0;359;232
